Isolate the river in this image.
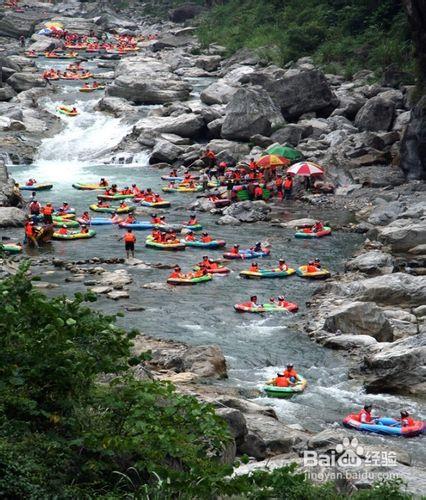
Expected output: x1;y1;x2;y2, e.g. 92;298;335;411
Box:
4;54;425;465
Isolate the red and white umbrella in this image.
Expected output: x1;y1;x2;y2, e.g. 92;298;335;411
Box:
287;161;324;177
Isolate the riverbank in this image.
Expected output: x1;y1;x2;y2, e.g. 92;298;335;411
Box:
0;0;424;495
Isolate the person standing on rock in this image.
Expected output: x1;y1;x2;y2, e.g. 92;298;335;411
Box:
201;170;209;191
120;229;136;259
19;35;25;47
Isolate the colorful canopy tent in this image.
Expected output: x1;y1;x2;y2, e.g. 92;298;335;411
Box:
287;161;324;176
266;145;303;162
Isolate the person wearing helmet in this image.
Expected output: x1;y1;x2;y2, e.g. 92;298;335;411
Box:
249;262;259;273
282;364;298;382
278;259;288;271
277;296;288;308
307;260;319;273
273;373;292;387
354;404;375;424
314;258;322;269
99;177;108;187
58;224;68;235
230;243;240;255
199;255;210;269
251;241;262;253
151;213;162;225
42;202;54;224
80;224;89;234
201;232;212;243
399;410;415;427
184;230;196;242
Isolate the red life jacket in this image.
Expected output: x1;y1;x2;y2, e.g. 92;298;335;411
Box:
124;233;136;243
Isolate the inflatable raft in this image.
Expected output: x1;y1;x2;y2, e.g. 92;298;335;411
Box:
240;268;295;279
183;224;203;231
89;204;135;214
145;236;185;251
343;415;425;438
1;243;22;254
72;183;107;191
167;274;212;286
193;265;230;274
97;193;135;201
296;265;330;279
119;221;154;230
162;185;202;193
138;200;171;208
52;229;96;240
57;106;78;117
263;377;307;399
52;218;79;228
224;248;270;260
53;208;76;216
234;301;298;313
20;183;53;191
76;217;118;226
295;226;332;238
183;239;226;249
161;175;184;182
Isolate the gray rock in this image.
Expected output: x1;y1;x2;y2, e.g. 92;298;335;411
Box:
207;117;223;138
355;95;395;132
0;117;25;131
90;286;112;294
245;66;338;119
280;217;315;229
216;408;247;443
331;93;367;119
135;113;204;139
217;215;241;225
94;96;136;117
350;333;426;395
221;86;284;141
378;219;426;252
392;110;411;132
150;139;184;164
409;244;426;255
367;201;405;225
337;273;426;307
350;166;405;187
345;251;394;275
27;34;61;53
270;124;303;146
222;200;271;223
323;334;378;350
297;117;331;138
169;3;204;22
399;95;426;181
106;290;130;300
0;207;26;227
0;11;47;38
7;72;45;93
181;345;227;379
194;55;221;72
200;80;238;105
324;301;393;342
0;85;16;102
207;139;250;162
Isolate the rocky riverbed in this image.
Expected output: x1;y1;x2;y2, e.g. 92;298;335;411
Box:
0;0;425;495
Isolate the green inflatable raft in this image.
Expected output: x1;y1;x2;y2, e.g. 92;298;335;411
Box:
263;376;307;398
52;229;96;240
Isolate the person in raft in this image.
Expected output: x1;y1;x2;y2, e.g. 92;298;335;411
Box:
80;224;89;234
120;229;136;258
278;259;289;271
312;220;324;232
247;295;261;309
184;230;196;242
81;211;91;222
281;363;299;383
251;241;262;253
230;244;240;255
273;373;294;387
58;225;68;235
249;262;259;272
399;410;415;427
353;404;376;424
169;265;184;279
187;214;198;225
201;232;213;243
306;261;321;273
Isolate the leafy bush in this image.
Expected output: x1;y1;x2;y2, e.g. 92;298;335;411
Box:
196;0;414;79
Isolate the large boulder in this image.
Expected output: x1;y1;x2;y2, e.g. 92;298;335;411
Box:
222;200;271;223
345;251;394;275
0;85;16;102
349;165;405;187
367;201;405;225
7;73;45;93
94;96;136;117
135;113;204;139
350;333;426;395
323;301;394;342
221;86;284;141
181;345;227;379
336;273;426;307
149;139;184;164
244;66;338;120
378;219;426;252
0;11;47;38
200;65;255;105
107;74;191;104
207;139;250;162
27;34;62;53
355;95;395;132
270;124;303;146
399;95;426;180
0;207;26;227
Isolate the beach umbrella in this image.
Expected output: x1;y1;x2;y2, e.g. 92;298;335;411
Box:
266;145;303;161
287;161;324;176
257;154;290;168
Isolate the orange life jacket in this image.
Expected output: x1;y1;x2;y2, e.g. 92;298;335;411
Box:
201;235;212;243
284;178;293;189
283;368;298;379
124;233;136;243
43;206;53;215
275;376;290;387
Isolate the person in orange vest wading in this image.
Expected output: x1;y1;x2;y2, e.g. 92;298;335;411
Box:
120;229;136;258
